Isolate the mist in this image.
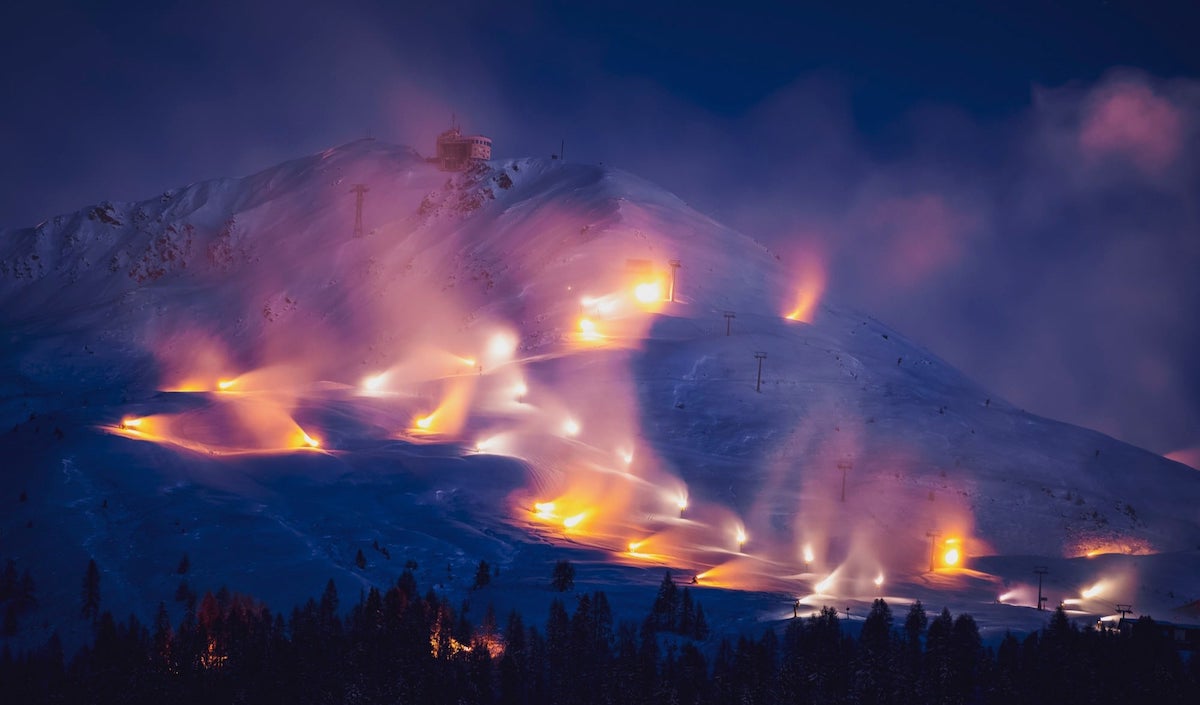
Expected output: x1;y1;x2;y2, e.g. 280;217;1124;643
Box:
2;0;1197;461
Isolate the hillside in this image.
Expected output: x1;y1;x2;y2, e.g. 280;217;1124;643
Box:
1;139;1197;649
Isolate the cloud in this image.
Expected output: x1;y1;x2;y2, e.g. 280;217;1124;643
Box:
1165;447;1200;471
1079;79;1185;175
854;192;979;290
596;68;1200;457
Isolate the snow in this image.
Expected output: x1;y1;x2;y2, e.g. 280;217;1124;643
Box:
1;138;1197;651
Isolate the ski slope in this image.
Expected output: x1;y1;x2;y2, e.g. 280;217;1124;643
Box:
1;139;1197;649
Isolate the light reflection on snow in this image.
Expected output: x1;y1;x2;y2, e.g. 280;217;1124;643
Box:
103;217;1152;618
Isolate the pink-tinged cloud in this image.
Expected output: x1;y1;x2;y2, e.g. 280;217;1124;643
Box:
1165;447;1200;471
1079;81;1184;175
863;193;975;288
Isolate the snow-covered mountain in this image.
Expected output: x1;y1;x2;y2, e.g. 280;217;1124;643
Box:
1;139;1197;648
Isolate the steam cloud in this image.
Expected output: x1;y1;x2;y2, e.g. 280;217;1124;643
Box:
2;7;1196;465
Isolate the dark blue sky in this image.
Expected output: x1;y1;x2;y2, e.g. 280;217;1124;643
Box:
2;0;1198;458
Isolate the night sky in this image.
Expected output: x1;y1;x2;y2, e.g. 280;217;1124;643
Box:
2;0;1198;460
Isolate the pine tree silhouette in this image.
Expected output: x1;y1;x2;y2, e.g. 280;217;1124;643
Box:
551;560;574;592
473;560;491;589
81;559;100;622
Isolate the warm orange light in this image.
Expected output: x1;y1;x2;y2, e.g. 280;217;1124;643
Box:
785;292;821;323
1082;582;1104;599
487;333;517;358
534;501;557;520
415;414;435;430
626;539;661;560
578;317;602;341
783;259;826;323
111;404;327;456
1077;540;1155;558
162;379;211;393
362;373;388;393
563;512;586;529
942;547;960;566
217;379;236;391
634;281;662;304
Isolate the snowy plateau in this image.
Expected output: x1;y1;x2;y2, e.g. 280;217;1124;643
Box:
1;138;1197;649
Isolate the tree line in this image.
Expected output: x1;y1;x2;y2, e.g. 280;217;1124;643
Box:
1;561;1197;704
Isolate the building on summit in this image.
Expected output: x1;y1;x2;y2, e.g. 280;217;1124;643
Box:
433;121;492;171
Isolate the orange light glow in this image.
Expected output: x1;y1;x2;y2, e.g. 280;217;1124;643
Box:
686;559;765;590
161;379;214;393
942;547;960;566
217;379;236;391
487;332;517;359
783;258;826;323
1076;539;1156;558
403;377;475;437
633;281;662;304
362;373;388;393
623;538;669;561
110;415;171;442
562;512;587;529
534;501;557;519
1082;582;1105;599
109;402;325;456
578;317;602;341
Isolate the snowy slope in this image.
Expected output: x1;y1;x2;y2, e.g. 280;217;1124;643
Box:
1;139;1197;649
